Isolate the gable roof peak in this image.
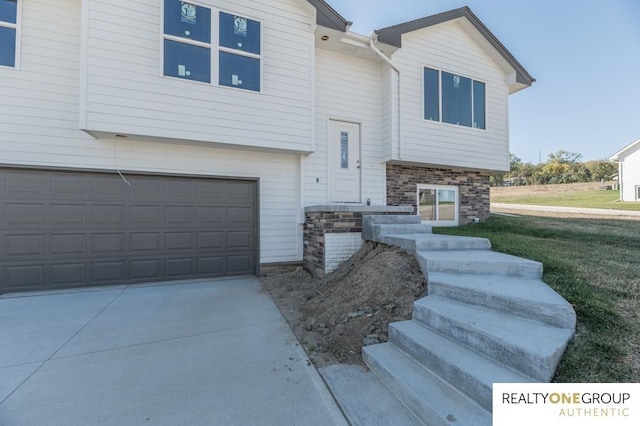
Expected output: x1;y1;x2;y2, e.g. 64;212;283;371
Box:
374;6;534;87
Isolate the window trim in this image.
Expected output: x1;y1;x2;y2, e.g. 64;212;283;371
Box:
160;1;263;92
416;184;459;226
0;0;21;70
422;65;487;130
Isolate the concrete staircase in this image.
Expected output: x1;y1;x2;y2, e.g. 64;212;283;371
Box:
321;215;576;425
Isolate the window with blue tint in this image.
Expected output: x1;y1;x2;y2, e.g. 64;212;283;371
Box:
164;0;211;43
0;26;15;67
0;0;17;24
164;39;210;83
219;51;260;92
473;81;486;129
219;12;260;55
423;67;439;121
0;0;16;68
424;67;486;129
442;71;472;127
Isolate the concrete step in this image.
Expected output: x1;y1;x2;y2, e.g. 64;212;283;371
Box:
319;364;425;426
412;296;574;381
363;214;422;225
362;215;422;241
363;343;491;426
379;234;491;254
416;250;543;278
375;223;433;236
388;320;534;411
428;273;576;329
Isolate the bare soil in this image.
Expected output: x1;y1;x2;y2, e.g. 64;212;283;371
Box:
261;241;427;367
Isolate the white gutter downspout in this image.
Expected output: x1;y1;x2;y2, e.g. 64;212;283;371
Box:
369;35;402;160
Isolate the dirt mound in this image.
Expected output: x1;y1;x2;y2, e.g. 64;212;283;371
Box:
262;241;426;367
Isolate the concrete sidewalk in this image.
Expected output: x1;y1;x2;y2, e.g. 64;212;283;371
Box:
491;203;640;217
0;278;347;426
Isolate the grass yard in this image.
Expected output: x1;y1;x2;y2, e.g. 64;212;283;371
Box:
491;189;640;211
435;215;640;383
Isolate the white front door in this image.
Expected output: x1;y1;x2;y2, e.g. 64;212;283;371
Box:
329;120;361;203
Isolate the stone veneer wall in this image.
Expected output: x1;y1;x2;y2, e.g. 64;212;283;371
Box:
304;206;413;277
386;164;490;225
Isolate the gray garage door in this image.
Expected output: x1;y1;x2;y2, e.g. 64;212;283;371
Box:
0;168;257;294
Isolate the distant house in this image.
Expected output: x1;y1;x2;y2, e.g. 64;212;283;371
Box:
610;138;640;201
0;0;534;291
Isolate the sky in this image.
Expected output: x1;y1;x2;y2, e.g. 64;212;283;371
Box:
327;0;640;164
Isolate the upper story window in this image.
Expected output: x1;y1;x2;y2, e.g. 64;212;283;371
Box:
0;0;18;68
424;67;486;129
163;1;261;92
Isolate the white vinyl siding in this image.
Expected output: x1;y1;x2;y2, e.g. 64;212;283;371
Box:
305;47;386;205
80;0;313;153
620;149;640;202
0;0;302;264
390;20;510;171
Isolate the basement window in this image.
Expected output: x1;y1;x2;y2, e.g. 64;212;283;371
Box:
417;185;459;226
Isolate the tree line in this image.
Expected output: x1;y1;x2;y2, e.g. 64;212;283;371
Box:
490;150;617;187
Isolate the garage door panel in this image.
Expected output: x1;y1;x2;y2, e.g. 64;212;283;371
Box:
165;258;193;277
131;205;162;225
228;231;253;249
0;169;257;293
228;255;254;275
51;263;86;286
6;235;45;256
92;176;129;199
50;234;87;255
130;233;162;251
228;206;254;226
92;261;126;282
165;232;193;250
198;207;225;225
198;232;224;249
5;171;48;196
51;204;87;225
130;259;162;280
6;265;44;290
166;180;196;201
6;204;45;225
92;205;126;226
165;206;195;225
197;257;224;275
51;174;87;197
91;233;126;254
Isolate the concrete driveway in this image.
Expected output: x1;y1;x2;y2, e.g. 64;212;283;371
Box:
0;277;347;426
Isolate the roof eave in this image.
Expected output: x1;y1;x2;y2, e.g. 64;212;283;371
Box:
306;0;351;32
610;138;640;161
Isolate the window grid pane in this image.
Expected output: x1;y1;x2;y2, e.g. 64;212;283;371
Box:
0;0;17;24
164;0;211;43
423;67;439;121
219;51;260;92
442;71;472;127
164;39;211;83
0;25;15;67
219;12;260;55
418;189;436;221
473;80;486;129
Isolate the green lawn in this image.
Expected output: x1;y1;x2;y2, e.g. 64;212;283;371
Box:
491;189;640;211
435;215;640;383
